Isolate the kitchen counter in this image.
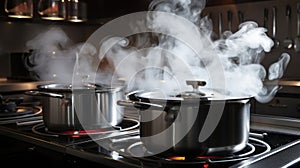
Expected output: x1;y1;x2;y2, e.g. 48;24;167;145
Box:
0;78;51;93
251;114;300;136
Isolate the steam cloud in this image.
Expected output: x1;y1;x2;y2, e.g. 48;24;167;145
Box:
25;27;76;83
25;0;290;103
101;0;290;103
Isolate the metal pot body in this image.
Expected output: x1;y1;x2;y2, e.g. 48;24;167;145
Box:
119;91;251;156
27;84;125;131
95;89;125;127
140;100;250;156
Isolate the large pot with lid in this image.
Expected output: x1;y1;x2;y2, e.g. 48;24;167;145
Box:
26;83;125;131
118;80;251;156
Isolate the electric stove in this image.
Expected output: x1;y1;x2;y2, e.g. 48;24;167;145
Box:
0;95;299;168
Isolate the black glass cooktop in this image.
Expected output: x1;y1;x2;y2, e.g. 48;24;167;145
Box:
0;119;299;168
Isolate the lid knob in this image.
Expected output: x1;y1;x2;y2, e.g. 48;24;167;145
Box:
174;80;207;98
186;80;206;91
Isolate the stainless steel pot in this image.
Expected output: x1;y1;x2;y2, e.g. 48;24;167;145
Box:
25;83;125;131
118;80;251;156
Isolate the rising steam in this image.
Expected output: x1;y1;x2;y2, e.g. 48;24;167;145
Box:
25;27;75;83
99;0;290;103
24;0;290;103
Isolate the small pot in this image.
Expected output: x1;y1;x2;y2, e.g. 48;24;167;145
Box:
25;83;125;131
118;80;251;156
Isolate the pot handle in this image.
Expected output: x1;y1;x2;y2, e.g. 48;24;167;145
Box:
24;91;64;99
125;90;144;101
117;100;164;110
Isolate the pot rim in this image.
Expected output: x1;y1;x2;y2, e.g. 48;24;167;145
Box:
37;83;124;92
131;89;252;103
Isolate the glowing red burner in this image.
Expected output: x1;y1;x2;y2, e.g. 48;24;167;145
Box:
167;155;222;161
60;129;108;138
197;155;222;159
167;156;186;161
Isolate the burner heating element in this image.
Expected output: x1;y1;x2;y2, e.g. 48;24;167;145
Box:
108;136;271;167
32;118;140;138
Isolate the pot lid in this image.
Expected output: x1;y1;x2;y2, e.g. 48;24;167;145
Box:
132;80;251;101
177;80;250;100
134;89;250;102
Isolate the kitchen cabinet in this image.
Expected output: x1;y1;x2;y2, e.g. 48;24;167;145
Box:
0;0;275;22
0;0;152;54
0;0;299;77
0;0;151;23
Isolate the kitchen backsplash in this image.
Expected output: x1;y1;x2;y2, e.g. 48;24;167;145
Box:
0;0;299;79
202;0;300;78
